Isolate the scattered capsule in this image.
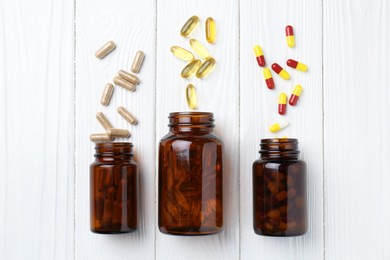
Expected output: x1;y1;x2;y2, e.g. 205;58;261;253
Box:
206;17;216;44
196;58;216;79
180;15;200;37
269;119;289;133
289;85;303;106
262;68;275;89
107;128;131;138
90;133;114;142
117;106;138;125
131;51;145;73
186;84;198;110
96;112;114;130
100;83;114;106
253;45;266;67
181;59;202;78
278;93;288;115
272;63;290;80
285;25;295;48
287;59;308;72
95;41;116;59
170;46;194;61
118;70;140;85
113;76;136;92
189;39;210;59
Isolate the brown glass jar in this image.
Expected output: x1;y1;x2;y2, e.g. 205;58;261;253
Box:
90;142;138;234
253;138;307;236
158;112;223;236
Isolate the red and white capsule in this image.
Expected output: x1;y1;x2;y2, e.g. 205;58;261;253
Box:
289;85;303;106
278;92;288;115
262;68;275;89
272;63;290;80
253;45;266;67
287;59;308;72
285;25;295;48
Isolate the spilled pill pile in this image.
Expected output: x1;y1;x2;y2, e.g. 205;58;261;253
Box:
90;41;144;142
171;15;217;110
254;25;309;134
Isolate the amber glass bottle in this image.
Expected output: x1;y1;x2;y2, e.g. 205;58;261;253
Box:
158;112;223;235
253;138;307;236
90;142;138;234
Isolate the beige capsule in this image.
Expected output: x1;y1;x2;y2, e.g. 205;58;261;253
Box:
90;133;114;142
131;51;145;73
117;106;138;125
196;57;216;79
96;112;114;130
113;76;136;92
95;41;116;59
118;70;140;85
100;83;114;106
107;128;131;138
181;59;201;78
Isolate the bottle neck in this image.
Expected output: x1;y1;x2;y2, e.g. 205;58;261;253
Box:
94;142;133;162
259;138;300;160
168;112;215;134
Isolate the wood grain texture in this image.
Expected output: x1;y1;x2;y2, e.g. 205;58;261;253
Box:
0;0;74;259
155;0;240;259
240;0;324;259
324;0;390;259
75;0;156;259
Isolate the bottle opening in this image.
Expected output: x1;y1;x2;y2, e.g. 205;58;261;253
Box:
94;142;133;156
168;112;215;133
259;138;300;159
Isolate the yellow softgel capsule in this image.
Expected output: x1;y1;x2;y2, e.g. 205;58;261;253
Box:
269;119;289;133
206;17;216;44
180;15;200;37
170;46;194;61
181;59;202;78
189;39;210;59
196;57;216;79
186;84;198;110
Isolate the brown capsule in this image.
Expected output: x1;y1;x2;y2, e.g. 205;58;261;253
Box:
113;76;136;92
295;196;305;208
267;182;279;194
107;128;131;138
90;133;113;142
276;191;288;201
118;70;140;85
267;209;280;218
96;112;114;130
117;106;138;125
288;188;297;197
95;41;116;59
100;83;114;106
131;51;145;73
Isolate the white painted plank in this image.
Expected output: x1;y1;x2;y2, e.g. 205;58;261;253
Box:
75;0;156;259
240;0;323;259
0;0;74;259
155;0;239;259
324;0;390;259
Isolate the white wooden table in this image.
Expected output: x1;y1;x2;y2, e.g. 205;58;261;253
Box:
1;0;389;259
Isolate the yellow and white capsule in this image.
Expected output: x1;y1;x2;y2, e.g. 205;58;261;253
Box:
189;39;210;59
269;119;289;133
170;46;194;61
